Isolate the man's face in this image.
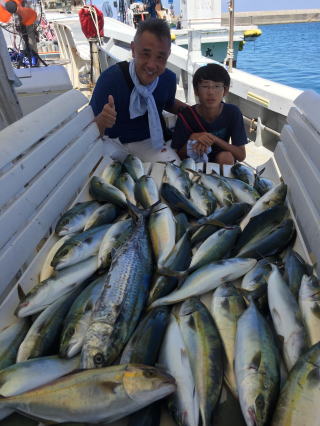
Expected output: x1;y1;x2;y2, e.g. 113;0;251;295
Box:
131;31;171;86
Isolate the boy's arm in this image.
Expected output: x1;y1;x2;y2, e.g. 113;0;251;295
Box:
210;136;246;162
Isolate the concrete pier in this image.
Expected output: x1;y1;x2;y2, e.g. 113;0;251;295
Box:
221;9;320;26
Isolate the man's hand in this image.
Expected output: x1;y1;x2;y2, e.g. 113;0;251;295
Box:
95;95;117;135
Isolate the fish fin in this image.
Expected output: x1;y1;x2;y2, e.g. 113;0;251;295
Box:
249;351;262;371
17;284;26;301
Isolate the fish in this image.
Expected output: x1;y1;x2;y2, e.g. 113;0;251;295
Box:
89;176;127;208
0;364;176;424
178;298;224;426
81;203;154;368
233;204;288;255
200;172;236;206
0;320;29;370
51;225;110;270
115;172;136;205
236;218;295;259
83;203;118;231
221;176;261;205
254;170;275;196
161;182;204;218
55;201;100;236
39;234;75;281
15;256;98;317
191;203;251;245
0;355;80;397
211;283;246;397
148;202;176;267
150;258;257;308
189;182;217;216
158;313;200;426
188;226;241;272
235;300;280;426
267;264;308;370
16;291;78;362
97;218;133;268
240;181;287;230
147;232;192;306
59;275;105;358
165;162;191;197
123;154;145;181
134;175;160;209
231;163;255;186
101;159;122;184
283;249;309;299
299;274;320;346
271;342;320;426
120;306;171;365
174;212;189;242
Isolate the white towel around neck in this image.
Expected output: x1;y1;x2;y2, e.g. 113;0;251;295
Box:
129;60;164;150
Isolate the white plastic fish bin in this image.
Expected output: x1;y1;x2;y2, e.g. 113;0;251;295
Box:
0;88;319;425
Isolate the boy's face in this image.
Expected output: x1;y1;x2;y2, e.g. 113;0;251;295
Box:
195;79;229;109
131;31;171;86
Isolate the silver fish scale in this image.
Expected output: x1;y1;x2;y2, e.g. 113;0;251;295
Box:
81;215;153;368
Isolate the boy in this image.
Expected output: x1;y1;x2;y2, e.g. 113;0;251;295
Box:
172;63;247;164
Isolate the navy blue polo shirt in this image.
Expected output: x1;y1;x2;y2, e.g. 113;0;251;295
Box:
90;63;176;143
172;103;248;155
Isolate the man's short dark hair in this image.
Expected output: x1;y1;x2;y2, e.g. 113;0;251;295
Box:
193;64;231;90
134;18;171;45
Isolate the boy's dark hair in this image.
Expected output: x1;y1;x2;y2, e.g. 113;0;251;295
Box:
134;18;171;45
193;64;231;90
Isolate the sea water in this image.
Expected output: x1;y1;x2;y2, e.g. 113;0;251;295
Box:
237;22;320;94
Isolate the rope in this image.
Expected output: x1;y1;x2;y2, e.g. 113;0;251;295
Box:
82;0;102;45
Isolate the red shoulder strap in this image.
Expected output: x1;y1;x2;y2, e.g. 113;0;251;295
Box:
187;106;208;132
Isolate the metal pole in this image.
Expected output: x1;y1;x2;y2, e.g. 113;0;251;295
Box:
227;0;234;72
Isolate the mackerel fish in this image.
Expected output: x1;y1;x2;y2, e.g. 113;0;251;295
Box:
0;320;29;370
134;175;160;209
81;203;154;368
115;172;136;205
101;159;122;184
123;154;145;181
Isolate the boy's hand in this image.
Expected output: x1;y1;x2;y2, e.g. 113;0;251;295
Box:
190;132;216;145
192;141;209;156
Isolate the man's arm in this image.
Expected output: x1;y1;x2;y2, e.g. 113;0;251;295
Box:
165;98;188;115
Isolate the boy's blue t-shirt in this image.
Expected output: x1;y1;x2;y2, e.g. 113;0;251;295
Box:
90;64;176;143
172;103;247;155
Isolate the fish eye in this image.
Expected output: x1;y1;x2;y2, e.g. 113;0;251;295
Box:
143;369;156;378
60;248;70;257
94;353;105;366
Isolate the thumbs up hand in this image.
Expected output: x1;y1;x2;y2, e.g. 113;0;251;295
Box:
95;95;117;135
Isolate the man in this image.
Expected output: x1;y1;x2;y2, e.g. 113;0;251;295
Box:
90;19;186;162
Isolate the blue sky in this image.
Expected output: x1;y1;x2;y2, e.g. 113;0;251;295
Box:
161;0;320;14
221;0;320;12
